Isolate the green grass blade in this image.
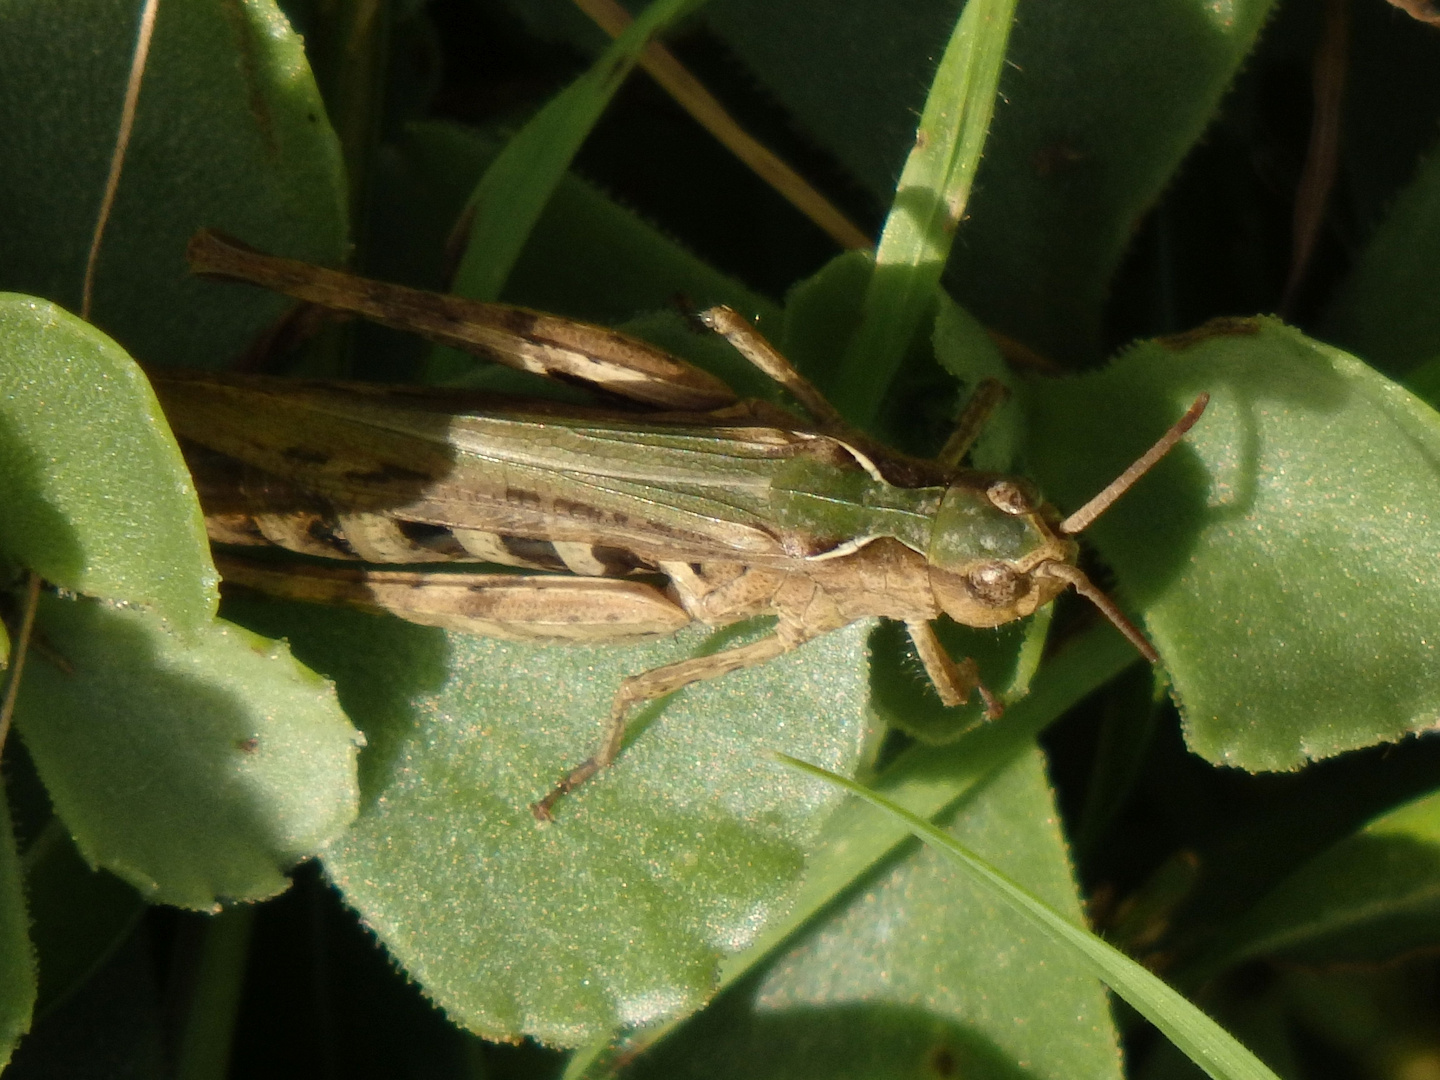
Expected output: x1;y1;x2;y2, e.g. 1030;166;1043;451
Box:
780;757;1283;1080
570;624;1138;1077
445;0;708;307
829;0;1018;426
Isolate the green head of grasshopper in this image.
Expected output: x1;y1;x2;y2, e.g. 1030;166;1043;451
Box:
926;394;1210;660
926;475;1078;628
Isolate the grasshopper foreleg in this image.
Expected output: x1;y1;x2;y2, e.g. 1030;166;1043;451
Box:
531;621;814;821
904;619;1002;719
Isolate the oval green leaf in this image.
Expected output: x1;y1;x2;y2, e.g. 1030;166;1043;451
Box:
13;594;362;910
786;759;1282;1080
0;295;215;630
1026;319;1440;770
628;746;1121;1080
0;0;346;368
222;598;873;1047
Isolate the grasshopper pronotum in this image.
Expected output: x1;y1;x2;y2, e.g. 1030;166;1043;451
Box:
157;230;1206;820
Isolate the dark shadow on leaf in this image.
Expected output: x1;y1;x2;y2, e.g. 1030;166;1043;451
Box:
21;822;143;1020
0;413;84;585
219;594;451;808
15;594;354;903
627;996;1051;1080
1030;328;1363;612
868;617;1032;744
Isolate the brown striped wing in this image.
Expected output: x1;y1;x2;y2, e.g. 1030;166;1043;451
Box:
153;370;869;572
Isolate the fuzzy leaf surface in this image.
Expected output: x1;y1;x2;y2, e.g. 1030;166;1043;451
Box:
1027;319;1440;770
707;0;1275;361
627;746;1121;1080
222;598;873;1047
14;595;361;909
0;295;215;629
0;0;346;369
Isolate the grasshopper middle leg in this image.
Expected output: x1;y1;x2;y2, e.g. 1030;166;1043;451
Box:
531;620;815;821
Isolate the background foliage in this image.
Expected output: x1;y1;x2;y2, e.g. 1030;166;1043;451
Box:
2;0;1440;1076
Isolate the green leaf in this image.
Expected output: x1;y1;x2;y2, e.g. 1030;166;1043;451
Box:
829;0;1018;426
1403;354;1440;411
1195;788;1440;972
588;624;1140;1075
1138;978;1298;1080
219;598;873;1047
0;296;216;630
373;120;779;325
779;252;981;459
0;781;37;1069
4;927;168;1076
721;624;1136;984
783;758;1282;1080
931;294;1020;472
0;0;346;368
1026;319;1440;770
171;906;253;1079
708;0;1275;362
13;594;361;910
363;119;778;383
1326;140;1440;379
629;746;1121;1080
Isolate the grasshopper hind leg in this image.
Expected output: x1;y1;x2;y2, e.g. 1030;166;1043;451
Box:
531;622;813;821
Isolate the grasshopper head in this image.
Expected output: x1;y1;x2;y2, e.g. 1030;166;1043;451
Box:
926;477;1078;629
927;394;1209;661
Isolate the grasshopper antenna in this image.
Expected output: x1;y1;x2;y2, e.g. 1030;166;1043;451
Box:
1035;562;1159;662
1058;394;1209;536
1035;394;1209;662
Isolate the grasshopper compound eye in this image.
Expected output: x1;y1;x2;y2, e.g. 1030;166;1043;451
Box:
965;561;1031;607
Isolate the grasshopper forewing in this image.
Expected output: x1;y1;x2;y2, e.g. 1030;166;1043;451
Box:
160;230;1208;821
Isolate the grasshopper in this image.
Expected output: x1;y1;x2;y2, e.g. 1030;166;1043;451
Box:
156;230;1206;820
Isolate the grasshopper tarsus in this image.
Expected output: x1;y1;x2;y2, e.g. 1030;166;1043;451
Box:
977;678;1004;721
532;762;598;822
